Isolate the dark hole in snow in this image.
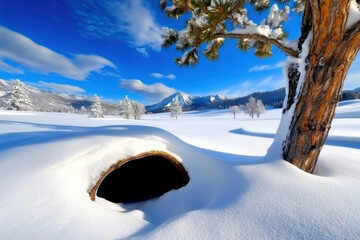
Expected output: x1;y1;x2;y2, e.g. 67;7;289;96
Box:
96;155;190;203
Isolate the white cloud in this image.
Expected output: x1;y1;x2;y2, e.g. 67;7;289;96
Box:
100;71;122;78
0;26;115;80
249;61;284;72
120;79;176;102
136;48;149;57
0;60;24;74
113;0;163;51
36;81;85;94
151;72;176;80
344;71;360;89
217;75;285;98
344;57;360;89
70;0;163;55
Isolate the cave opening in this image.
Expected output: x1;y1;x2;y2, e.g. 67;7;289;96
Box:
94;154;190;204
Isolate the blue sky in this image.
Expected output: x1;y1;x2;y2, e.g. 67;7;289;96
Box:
0;0;359;104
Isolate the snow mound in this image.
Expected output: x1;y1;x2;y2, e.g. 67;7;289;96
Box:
0;117;242;239
0;102;360;239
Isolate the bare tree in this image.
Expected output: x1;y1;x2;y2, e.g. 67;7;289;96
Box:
244;97;257;118
256;99;266;117
229;105;240;119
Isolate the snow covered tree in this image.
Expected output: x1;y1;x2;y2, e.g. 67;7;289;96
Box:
119;95;134;119
244;97;256;118
8;80;33;111
132;101;146;120
169;98;182;120
89;94;103;118
118;96;145;120
229;105;240;119
80;106;88;114
161;0;360;173
255;99;266;117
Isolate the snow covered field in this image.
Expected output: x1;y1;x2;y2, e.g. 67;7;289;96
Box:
0;100;360;239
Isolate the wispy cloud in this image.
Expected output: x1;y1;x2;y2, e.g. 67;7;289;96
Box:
0;26;115;80
344;57;360;90
151;72;176;80
248;61;284;72
136;48;149;57
34;81;85;94
344;71;360;89
0;60;24;74
100;70;122;78
70;0;163;56
217;75;285;98
120;79;176;102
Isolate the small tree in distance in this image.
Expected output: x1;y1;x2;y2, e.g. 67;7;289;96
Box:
132;101;146;120
119;96;146;120
244;97;256;118
89;94;103;118
8;79;33;111
256;99;266;117
229;105;240;119
169;98;182;120
119;95;134;119
80;106;87;114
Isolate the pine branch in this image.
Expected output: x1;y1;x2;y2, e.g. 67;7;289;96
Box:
213;32;300;57
201;0;247;32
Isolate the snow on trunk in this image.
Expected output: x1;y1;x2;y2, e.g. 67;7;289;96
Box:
267;33;312;158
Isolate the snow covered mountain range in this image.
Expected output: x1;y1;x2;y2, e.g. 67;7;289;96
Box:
1;79;359;114
146;92;227;113
146;88;286;113
0;79;117;114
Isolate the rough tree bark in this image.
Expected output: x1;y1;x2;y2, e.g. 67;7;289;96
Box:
282;0;360;173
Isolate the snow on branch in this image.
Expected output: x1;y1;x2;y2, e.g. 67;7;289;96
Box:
160;0;302;65
346;0;360;30
213;31;300;57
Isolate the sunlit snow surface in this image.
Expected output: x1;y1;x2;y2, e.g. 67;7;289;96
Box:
0;100;360;239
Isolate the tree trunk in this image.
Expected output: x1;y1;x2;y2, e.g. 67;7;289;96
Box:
281;0;360;173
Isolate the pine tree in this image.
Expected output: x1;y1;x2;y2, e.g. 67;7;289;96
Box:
132;101;146;120
80;106;88;114
229;105;240;119
161;0;360;173
169;98;182;120
119;95;134;119
8;80;33;111
89;94;103;118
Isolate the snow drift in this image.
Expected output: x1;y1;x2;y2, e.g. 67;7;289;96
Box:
0;101;359;239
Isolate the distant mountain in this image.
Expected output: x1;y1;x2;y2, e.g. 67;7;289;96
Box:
145;92;226;113
341;89;360;101
2;78;358;114
147;86;360;113
146;89;284;113
0;79;117;114
146;92;192;113
218;88;286;109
